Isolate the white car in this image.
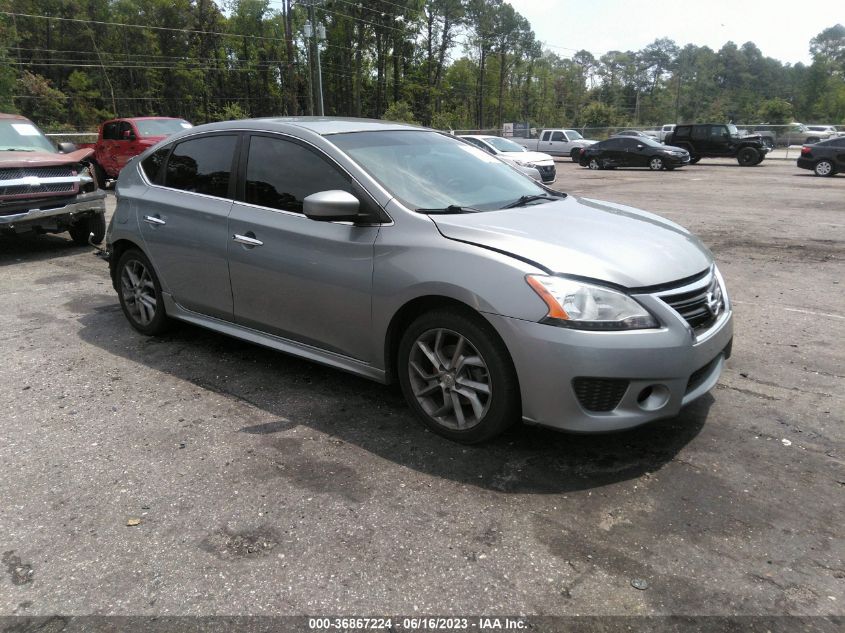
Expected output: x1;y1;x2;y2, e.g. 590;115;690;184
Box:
459;135;557;183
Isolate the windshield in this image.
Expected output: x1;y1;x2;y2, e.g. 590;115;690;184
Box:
483;136;527;153
330;130;547;211
637;136;664;147
0;120;56;152
565;129;583;140
134;119;192;137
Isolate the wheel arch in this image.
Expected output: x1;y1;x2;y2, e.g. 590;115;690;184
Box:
108;237;148;290
383;295;510;386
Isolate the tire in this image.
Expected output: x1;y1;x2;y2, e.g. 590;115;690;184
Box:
397;309;520;444
649;156;664;171
91;161;107;189
68;211;106;245
814;159;835;177
570;148;581;162
588;158;602;170
115;248;171;335
737;147;759;166
689;156;701;164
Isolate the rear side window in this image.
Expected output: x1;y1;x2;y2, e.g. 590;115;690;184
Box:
102;122;119;140
244;136;352;214
541;131;551;141
673;126;690;139
164;135;237;198
551;131;565;142
141;147;170;183
691;126;708;140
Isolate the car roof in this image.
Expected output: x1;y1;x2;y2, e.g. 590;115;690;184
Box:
200;117;423;136
0;113;31;121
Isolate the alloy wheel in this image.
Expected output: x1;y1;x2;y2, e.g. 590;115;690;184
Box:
650;157;664;170
588;158;600;170
815;160;833;176
407;328;492;431
120;259;157;326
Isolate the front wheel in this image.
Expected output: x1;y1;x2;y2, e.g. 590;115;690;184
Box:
69;211;106;245
570;148;581;162
689;156;701;164
737;147;759;166
814;159;835;177
116;248;171;335
398;309;520;444
649;156;664;171
588;158;602;170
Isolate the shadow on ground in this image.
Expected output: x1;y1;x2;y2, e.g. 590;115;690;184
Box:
76;299;710;495
0;233;87;267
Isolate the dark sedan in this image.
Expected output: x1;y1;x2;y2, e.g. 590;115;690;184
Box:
579;136;690;171
797;137;845;176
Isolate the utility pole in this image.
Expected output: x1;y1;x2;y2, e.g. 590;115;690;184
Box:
304;0;325;116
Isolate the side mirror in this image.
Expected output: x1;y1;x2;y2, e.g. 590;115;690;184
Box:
303;190;360;222
57;142;78;153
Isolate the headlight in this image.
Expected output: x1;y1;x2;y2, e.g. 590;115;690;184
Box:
513;159;534;167
526;275;658;330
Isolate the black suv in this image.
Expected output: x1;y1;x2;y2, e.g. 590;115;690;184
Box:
665;124;769;166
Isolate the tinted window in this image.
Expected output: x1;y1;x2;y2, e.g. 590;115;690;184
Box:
826;138;845;147
541;131;551;141
691;126;708;140
600;139;622;149
673;126;690;139
164;135;236;198
245;136;352;214
103;122;119;140
141;147;170;183
551;131;565;142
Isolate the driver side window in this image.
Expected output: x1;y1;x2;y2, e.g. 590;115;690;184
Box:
551;131;565;142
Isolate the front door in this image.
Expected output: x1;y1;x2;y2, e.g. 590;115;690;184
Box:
227;134;380;362
138;133;238;321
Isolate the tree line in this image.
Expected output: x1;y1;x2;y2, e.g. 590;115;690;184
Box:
1;0;843;132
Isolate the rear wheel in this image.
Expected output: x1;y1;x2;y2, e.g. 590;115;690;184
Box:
68;211;106;245
649;156;664;171
814;159;835;177
398;309;520;444
116;249;171;335
737;147;759;166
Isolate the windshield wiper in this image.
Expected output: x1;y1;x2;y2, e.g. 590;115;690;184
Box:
502;193;560;209
417;205;482;214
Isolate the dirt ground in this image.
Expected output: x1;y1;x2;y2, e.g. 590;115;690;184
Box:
0;157;842;626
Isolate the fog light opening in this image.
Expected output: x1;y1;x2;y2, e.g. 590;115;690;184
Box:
637;384;670;411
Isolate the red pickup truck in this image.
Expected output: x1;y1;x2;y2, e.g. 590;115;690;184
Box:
80;117;192;183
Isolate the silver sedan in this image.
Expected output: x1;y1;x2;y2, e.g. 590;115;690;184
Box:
106;118;733;443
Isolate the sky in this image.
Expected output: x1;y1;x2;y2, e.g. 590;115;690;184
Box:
505;0;839;65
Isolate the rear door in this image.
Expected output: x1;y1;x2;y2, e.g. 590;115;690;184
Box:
227;133;380;361
138;132;238;321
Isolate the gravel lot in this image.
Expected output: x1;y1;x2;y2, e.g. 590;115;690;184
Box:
0;158;842;622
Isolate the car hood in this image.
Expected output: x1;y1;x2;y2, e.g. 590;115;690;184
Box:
0;148;94;167
430;196;712;288
502;151;553;163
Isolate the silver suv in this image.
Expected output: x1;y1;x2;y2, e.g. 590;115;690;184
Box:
106;118;733;443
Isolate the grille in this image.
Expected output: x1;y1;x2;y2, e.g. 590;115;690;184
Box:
538;165;555;175
659;273;723;331
0;166;74;180
573;378;629;412
0;183;75;196
0;166;78;199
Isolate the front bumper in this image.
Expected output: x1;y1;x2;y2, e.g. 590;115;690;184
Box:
485;301;734;433
0;191;106;229
665;154;690;166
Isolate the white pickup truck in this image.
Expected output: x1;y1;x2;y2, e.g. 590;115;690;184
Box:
512;129;597;161
643;124;676;142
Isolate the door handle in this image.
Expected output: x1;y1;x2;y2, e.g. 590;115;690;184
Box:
233;233;263;247
143;215;166;226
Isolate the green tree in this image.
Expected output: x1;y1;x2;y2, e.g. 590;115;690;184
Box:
383;100;419;124
757;98;793;124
